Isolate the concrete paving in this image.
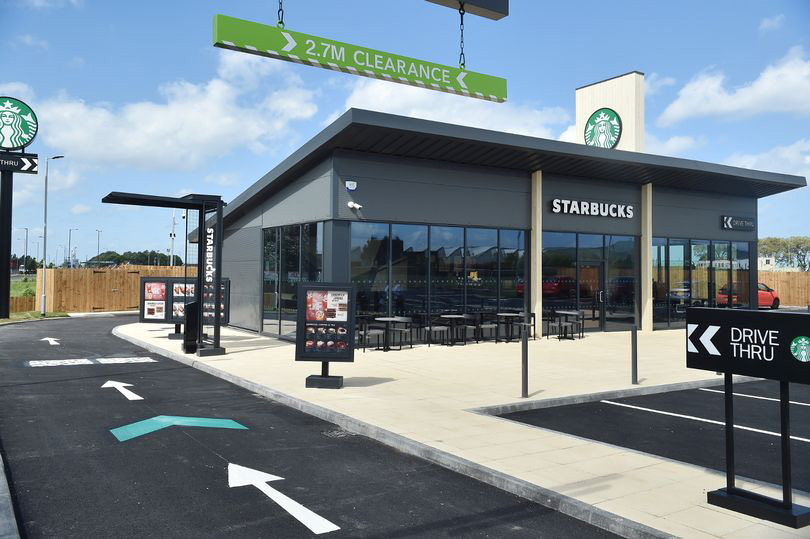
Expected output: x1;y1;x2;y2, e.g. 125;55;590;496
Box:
115;322;810;538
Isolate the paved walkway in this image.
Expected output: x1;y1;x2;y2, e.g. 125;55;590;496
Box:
116;323;810;539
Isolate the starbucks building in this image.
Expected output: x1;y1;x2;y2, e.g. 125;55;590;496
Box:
219;72;806;337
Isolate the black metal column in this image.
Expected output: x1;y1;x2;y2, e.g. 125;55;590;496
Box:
724;372;736;491
213;200;224;348
781;381;793;508
0;171;12;318
196;206;206;348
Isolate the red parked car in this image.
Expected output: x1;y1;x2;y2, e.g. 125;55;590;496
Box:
758;283;780;309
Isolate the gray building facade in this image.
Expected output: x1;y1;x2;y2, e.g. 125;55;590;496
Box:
221;109;805;336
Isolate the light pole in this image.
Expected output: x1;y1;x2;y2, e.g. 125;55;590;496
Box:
170;210;177;266
41;155;64;317
67;228;78;268
17;227;28;272
95;229;101;259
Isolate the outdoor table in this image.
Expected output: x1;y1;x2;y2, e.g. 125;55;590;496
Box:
439;314;466;345
555;310;581;340
374;317;402;352
496;312;521;342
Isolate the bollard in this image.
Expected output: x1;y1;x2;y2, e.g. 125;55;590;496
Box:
521;326;528;398
631;325;638;385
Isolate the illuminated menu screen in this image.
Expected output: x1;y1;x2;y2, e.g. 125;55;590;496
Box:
296;284;355;362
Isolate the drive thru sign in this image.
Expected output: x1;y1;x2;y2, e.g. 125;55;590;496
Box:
687;308;810;384
687;307;810;528
212;14;507;103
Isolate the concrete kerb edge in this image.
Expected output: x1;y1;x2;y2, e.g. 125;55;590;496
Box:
112;326;676;539
469;375;762;417
0;452;21;539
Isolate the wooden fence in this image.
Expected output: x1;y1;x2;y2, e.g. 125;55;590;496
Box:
35;266;197;313
10;296;35;313
759;271;810;307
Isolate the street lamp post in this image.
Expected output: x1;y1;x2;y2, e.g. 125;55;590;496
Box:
41;155;64;317
67;228;78;268
95;229;101;259
17;227;28;272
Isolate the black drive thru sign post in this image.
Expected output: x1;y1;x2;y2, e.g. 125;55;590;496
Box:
686;307;810;528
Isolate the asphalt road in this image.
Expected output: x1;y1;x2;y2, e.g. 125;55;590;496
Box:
502;380;810;492
0;315;616;538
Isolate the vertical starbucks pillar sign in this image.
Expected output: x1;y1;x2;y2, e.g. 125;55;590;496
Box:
0;97;39;318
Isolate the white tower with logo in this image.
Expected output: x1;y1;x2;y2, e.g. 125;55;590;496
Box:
575;71;644;152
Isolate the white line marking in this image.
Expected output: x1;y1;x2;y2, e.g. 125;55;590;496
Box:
26;357;156;367
96;357;157;364
698;387;810;407
601;400;810;443
28;359;92;367
101;380;144;401
40;337;60;346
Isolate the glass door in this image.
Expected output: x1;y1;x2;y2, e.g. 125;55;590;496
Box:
578;261;605;331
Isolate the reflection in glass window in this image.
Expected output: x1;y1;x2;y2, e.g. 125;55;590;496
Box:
279;225;300;336
542;232;576;314
391;224;428;316
351;222;389;316
430;226;465;313
652;238;667;328
605;235;637;330
466;228;498;312
732;242;750;308
301;222;323;283
499;230;525;312
263;228;279;334
668;239;689;326
713;241;731;307
691;240;710;307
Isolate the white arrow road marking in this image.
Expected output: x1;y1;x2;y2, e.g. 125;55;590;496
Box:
20;158;32;171
101;380;143;401
686;324;699;353
456;71;468;89
281;31;297;52
699;325;721;356
40;337;60;346
228;463;339;535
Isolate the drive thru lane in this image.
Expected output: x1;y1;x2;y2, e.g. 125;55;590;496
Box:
0;316;617;538
501;380;810;492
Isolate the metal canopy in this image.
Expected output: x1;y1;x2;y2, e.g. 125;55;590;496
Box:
102;191;224;210
425;0;508;20
223;108;806;227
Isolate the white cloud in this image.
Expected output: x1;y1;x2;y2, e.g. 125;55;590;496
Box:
646;133;700;157
18;0;82;8
18;34;48;48
13;167;79;209
0;82;35;102
204;173;240;187
17;50;317;172
726;139;810;178
645;73;676;96
558;124;576;142
658;46;810;127
70;203;91;215
334;78;569;139
759;14;785;32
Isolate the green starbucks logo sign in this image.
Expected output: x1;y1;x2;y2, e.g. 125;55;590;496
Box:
0;97;38;151
584;107;621;149
791;336;810;363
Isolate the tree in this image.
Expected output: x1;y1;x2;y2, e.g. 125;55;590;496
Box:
758;237;810;271
87;250;183;266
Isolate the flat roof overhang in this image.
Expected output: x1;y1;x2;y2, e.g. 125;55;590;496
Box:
224;108;807;227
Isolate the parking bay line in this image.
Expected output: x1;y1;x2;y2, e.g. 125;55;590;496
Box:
27;357;157;367
698;387;810;407
600;400;810;443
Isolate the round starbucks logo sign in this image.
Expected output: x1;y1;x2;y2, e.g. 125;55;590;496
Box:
790;336;810;363
0;97;38;151
584;107;621;149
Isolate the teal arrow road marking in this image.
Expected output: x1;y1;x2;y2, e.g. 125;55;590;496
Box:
110;415;248;442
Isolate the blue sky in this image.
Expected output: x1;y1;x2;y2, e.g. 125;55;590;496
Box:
2;0;809;264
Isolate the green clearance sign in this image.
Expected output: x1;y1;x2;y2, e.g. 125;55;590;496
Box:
213;14;507;103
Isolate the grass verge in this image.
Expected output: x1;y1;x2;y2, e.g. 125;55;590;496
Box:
0;311;69;325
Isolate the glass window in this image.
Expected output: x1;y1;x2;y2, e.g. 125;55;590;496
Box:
605;235;637;330
351;222;389;316
430;226;465;314
263;228;279;334
542;232;576;314
391;224;428;316
652;238;667;327
732;242;750;308
691;240;710;307
301;222;323;283
668;239;689;326
465;228;498;312
578;234;604;260
499;230;525;312
279;225;300;337
713;241;731;307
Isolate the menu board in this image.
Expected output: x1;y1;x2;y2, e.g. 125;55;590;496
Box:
139;277;229;325
296;283;355;362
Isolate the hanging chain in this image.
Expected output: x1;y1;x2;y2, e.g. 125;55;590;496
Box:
458;1;466;69
277;0;285;28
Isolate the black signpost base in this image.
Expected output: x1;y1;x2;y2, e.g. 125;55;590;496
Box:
197;345;226;357
708;488;810;529
306;362;343;389
168;323;184;340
